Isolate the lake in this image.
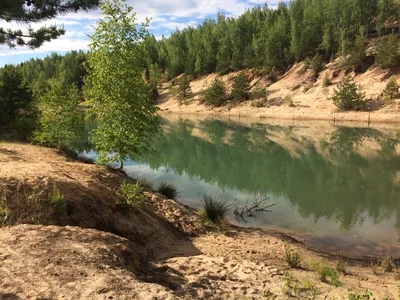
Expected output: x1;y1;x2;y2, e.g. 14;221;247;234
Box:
77;114;400;257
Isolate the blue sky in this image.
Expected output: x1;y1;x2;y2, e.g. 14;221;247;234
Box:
0;0;283;67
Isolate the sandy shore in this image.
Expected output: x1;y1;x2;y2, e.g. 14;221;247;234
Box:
0;142;399;299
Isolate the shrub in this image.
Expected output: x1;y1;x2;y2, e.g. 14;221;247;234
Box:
348;290;374;300
376;34;400;68
311;54;324;75
336;257;347;274
383;76;400;102
157;182;178;200
381;256;394;273
117;182;146;212
310;261;340;286
251;82;267;99
322;74;331;87
203;79;227;107
303;57;312;70
284;246;301;268
173;74;192;104
332;76;365;110
48;182;66;214
201;194;230;224
285;95;295;107
231;71;250;100
251;98;268;108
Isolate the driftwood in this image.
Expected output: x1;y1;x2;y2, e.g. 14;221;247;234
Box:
233;197;275;222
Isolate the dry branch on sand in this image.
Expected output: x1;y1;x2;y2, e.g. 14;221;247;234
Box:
233;197;275;222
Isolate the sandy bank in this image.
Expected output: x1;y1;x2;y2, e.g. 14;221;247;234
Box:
158;62;400;124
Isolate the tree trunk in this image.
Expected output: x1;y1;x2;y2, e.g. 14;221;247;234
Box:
119;160;124;171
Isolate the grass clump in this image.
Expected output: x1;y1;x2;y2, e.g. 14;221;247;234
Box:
48;183;66;214
285;95;295;107
348;289;374;300
336;256;347;274
332;76;365;111
310;261;340;286
383;76;400;102
381;256;394;273
282;272;318;298
201;194;230;224
117;182;146;212
284;245;301;268
157;182;178;200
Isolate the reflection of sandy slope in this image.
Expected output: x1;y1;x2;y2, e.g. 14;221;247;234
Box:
162;113;400;160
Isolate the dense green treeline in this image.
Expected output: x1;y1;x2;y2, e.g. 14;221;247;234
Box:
0;51;87;139
146;0;400;79
139;119;400;230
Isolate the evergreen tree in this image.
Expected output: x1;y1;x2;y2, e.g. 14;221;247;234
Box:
203;79;226;106
231;72;250;100
332;76;366;110
375;34;400;68
0;0;99;48
0;65;32;126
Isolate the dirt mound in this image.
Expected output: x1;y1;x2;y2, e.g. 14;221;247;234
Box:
0;142;204;258
0;224;176;299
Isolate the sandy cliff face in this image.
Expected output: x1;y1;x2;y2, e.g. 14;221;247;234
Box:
159;61;400;123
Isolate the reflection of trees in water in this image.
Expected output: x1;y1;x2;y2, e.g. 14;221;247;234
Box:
142;119;400;231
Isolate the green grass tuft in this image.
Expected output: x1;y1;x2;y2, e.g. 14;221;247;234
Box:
201;194;230;224
284;245;301;268
157;182;178;200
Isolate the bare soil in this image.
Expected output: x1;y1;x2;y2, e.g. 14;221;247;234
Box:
0;142;399;299
159;61;400;124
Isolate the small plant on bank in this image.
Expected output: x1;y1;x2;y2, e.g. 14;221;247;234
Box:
231;71;251;100
383;76;400;102
311;53;324;75
332;76;366;111
203;79;227;107
284;245;301;268
137;178;153;190
48;182;67;214
381;256;394;273
251;82;267;99
336;256;347;274
322;74;331;87
201;194;230;224
251;98;268;108
310;261;340;286
173;74;192;104
117;182;146;212
157;182;178;200
348;289;374;300
285;95;295;107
